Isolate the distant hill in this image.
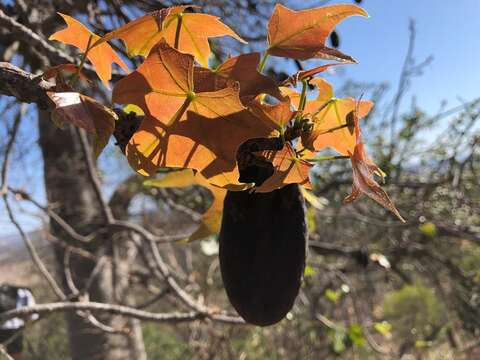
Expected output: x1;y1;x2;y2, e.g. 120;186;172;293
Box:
0;230;53;286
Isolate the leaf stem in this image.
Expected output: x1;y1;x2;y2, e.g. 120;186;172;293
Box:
71;35;94;87
298;79;308;112
307;155;350;162
317;122;350;135
257;53;269;73
174;14;183;50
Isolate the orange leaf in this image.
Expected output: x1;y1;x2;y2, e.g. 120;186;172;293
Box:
103;6;245;67
114;41;274;189
282;78;373;155
267;4;368;62
281;77;333;110
248;97;297;132
254;143;313;193
344;102;404;222
101;6;189;57
345;142;405;222
112;40;194;123
144;169;227;241
49;13;129;88
47;92;117;157
281;63;342;87
305;97;373;155
194;53;281;102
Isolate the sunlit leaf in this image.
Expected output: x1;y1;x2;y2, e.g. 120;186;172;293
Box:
282;78;373;156
113;41;275;189
281;63;341;87
325;289;340;303
344;102;405;222
374;321;392;339
102;6;245;67
194;52;281;102
304;265;316;277
144;169;226;242
254;143;312;193
49;13;129;88
419;222;437;238
248;97;296;132
47;92;117;157
267;4;368;62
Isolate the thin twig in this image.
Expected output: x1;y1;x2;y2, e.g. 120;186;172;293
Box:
0;302;244;325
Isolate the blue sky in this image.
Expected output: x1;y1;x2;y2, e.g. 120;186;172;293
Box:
1;0;479;237
321;0;480;112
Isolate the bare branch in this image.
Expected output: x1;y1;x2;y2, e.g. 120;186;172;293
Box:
0;9;75;65
0;302;244;325
0;62;53;108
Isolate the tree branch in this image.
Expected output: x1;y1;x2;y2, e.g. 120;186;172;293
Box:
0;62;54;108
0;301;244;325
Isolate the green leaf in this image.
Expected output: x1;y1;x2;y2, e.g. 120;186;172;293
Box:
374;321;392;338
304;265;316;277
347;324;365;346
123;103;145;116
419;222;437;238
328;329;347;354
325;289;340;303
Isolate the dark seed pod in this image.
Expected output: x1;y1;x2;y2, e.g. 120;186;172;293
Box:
219;184;307;326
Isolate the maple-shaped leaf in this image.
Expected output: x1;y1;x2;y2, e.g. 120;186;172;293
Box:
282;78;373;156
102;6;245;67
113;41;274;188
267;4;368;62
281;63;341;87
49;13;129;89
194;53;281;102
281;77;333;110
254;143;313;193
47;92;117;158
306;97;373;155
144;169;226;242
248;97;297;133
112;40;194;123
344;103;404;222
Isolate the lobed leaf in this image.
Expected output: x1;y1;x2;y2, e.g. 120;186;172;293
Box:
47;92;117;158
144;169;226;241
254;143;312;193
194;52;281;102
344;102;404;222
267;4;368;62
113;41;275;189
102;6;245;67
49;13;129;88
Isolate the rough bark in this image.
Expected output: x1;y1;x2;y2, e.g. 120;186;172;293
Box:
38;110;146;360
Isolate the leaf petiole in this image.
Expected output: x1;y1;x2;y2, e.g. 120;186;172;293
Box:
71;34;94;87
257;53;269;73
298;79;308;112
307;155;350;162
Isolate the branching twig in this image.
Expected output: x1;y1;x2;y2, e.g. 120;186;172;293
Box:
0;302;243;325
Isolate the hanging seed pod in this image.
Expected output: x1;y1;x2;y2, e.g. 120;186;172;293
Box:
219;184;308;326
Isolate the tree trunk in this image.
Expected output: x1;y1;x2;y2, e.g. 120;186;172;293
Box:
38;110;146;360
